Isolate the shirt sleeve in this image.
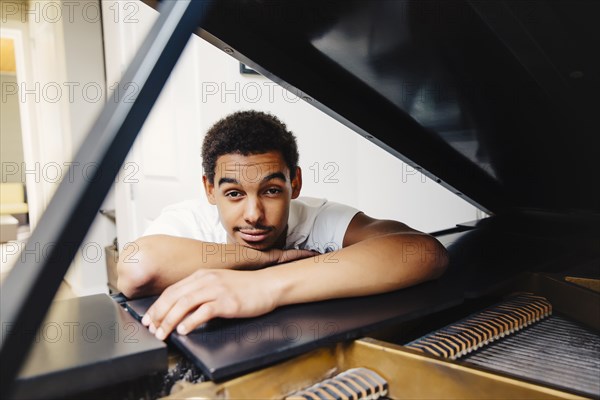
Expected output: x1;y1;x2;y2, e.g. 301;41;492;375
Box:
142;200;222;242
308;201;360;253
143;207;198;238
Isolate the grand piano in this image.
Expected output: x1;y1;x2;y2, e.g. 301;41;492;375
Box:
1;0;599;399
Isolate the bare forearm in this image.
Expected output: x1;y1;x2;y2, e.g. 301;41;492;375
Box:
264;233;448;307
141;233;448;340
117;235;274;297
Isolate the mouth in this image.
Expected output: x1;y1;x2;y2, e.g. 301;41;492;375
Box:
237;229;272;243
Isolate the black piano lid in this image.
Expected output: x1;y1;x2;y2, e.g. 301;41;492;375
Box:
197;0;600;217
12;294;167;400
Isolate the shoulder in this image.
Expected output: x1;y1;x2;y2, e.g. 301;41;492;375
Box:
154;199;218;224
289;197;359;227
143;198;222;240
286;197;360;251
159;199;212;215
290;196;358;215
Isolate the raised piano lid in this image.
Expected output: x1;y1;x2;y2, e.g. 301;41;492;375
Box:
196;0;600;218
193;0;600;317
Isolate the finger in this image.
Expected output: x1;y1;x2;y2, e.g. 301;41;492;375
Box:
144;292;177;330
297;249;319;258
176;302;217;335
155;289;217;340
144;274;200;327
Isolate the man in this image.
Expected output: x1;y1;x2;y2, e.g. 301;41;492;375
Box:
117;110;448;341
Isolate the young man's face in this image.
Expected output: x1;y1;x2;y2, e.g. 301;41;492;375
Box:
203;151;302;250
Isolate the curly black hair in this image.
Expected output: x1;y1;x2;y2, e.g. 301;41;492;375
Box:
202;111;299;183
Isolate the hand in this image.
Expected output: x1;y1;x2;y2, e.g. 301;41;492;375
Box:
141;269;277;340
267;248;319;265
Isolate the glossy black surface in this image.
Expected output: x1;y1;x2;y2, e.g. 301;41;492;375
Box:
13;295;167;399
437;215;600;298
199;0;600;215
126;282;461;380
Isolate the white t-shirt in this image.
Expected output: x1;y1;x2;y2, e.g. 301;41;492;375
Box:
143;197;360;253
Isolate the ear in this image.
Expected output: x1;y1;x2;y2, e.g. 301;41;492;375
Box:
203;175;217;205
291;167;302;199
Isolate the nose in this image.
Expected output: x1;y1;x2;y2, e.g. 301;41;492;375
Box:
243;197;264;225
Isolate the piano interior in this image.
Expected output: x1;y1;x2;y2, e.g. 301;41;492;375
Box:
40;266;600;400
157;261;600;400
3;0;599;399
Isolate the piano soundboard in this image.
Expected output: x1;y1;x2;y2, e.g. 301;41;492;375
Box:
406;293;599;397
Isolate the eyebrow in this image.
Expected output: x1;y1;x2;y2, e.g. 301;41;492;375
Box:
262;172;287;183
218;177;239;187
217;172;287;187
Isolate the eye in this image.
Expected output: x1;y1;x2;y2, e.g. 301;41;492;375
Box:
225;190;243;198
264;188;282;196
